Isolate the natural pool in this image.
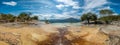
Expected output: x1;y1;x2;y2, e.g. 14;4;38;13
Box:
51;22;82;27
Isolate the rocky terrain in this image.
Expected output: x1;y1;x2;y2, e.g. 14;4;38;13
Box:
111;21;120;26
100;25;120;45
0;23;119;45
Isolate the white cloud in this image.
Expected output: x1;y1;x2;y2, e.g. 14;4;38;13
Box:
56;0;80;9
55;0;80;18
72;5;80;9
55;0;111;16
57;0;76;5
2;1;17;6
97;6;111;10
84;0;108;10
32;13;80;20
56;4;65;9
81;0;108;14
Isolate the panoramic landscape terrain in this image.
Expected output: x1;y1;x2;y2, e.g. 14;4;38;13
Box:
0;0;120;45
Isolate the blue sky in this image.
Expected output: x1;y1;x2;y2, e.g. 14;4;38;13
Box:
0;0;120;19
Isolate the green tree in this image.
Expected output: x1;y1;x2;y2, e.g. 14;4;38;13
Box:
45;20;49;24
0;13;15;22
6;14;15;22
0;13;8;20
81;13;90;23
99;9;114;17
81;12;97;24
32;16;38;20
99;9;114;24
0;12;39;23
18;12;31;22
99;15;120;22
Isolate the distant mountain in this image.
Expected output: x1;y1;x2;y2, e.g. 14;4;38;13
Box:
40;18;80;23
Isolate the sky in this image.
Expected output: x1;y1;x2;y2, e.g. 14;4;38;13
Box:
0;0;120;20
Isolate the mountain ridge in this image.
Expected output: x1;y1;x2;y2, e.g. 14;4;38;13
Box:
40;18;80;23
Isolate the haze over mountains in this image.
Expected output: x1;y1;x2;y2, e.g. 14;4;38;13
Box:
41;18;80;23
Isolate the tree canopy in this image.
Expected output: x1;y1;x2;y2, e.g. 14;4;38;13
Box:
81;12;97;24
81;9;120;24
99;9;114;17
0;12;38;23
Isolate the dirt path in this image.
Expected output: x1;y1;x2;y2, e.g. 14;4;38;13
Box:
55;27;71;45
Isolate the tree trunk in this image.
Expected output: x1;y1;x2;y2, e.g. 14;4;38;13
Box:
87;19;90;24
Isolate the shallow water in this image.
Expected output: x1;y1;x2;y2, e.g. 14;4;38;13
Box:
51;22;82;27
